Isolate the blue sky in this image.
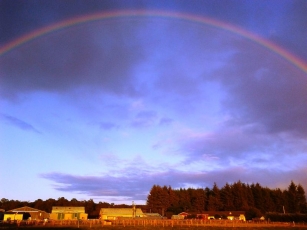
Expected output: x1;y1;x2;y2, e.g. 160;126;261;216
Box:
0;0;307;204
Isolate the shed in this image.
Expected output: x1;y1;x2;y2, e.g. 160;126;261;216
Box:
171;214;185;219
50;206;88;220
7;206;49;220
0;212;23;221
100;208;144;220
178;212;189;218
143;213;163;219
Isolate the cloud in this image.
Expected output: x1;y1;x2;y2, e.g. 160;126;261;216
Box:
42;154;307;202
1;113;41;133
272;0;307;60
0;20;149;99
202;35;307;138
99;122;118;130
176;123;307;168
131;110;158;128
41;164;307;202
0;15;235;105
159;117;173;126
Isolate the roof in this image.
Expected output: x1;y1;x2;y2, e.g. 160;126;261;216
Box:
7;206;47;213
144;213;162;217
100;208;144;216
52;206;85;213
178;212;189;216
1;212;18;214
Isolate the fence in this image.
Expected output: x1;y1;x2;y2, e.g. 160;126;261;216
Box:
1;218;307;228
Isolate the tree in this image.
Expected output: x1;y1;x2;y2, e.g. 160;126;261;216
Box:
88;199;102;218
287;181;298;213
245;207;262;220
270;188;285;213
297;184;307;213
85;199;96;217
167;186;180;214
44;198;56;213
33;199;45;210
251;183;264;213
178;188;191;212
207;183;223;211
56;197;69;206
220;183;234;211
147;185;170;216
0;198;9;210
161;186;170;216
262;187;275;212
190;188;206;212
245;184;255;209
232;181;249;211
70;198;80;206
147;185;159;213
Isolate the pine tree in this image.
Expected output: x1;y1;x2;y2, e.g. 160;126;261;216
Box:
262;188;275;212
192;188;206;212
178;188;191;212
232;181;249;211
287;181;298;213
245;184;255;209
147;185;170;216
220;183;234;211
207;183;223;211
270;188;285;213
296;184;307;213
147;185;161;213
251;183;264;213
167;186;180;214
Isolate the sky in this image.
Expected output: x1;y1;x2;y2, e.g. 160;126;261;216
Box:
0;0;307;204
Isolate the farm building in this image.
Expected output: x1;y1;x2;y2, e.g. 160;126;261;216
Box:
49;206;88;220
178;212;189;218
202;211;246;221
171;214;185;219
143;213;163;219
0;212;23;221
171;212;190;219
7;206;49;220
100;208;145;220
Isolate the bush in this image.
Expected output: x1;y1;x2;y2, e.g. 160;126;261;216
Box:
265;213;307;222
245;207;262;220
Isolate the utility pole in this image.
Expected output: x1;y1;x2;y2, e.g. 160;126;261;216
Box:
132;201;136;218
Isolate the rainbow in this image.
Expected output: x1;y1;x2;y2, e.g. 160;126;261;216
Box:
1;10;306;73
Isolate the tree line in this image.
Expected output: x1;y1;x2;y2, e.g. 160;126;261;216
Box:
146;181;307;219
1;181;306;220
0;197;131;218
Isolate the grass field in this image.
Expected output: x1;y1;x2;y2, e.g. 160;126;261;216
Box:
1;224;307;230
1;227;307;230
1;219;307;230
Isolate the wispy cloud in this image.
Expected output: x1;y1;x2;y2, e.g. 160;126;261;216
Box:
159;117;173;126
1;113;41;134
131;110;158;128
41;164;307;202
99;122;118;130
